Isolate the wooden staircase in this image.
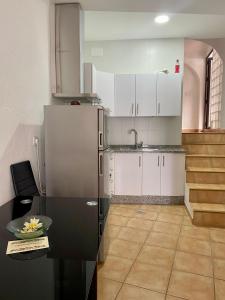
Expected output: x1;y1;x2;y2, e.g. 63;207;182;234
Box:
183;132;225;227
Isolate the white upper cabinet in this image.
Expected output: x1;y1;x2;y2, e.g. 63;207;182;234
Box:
84;63;97;94
142;153;161;195
96;71;115;116
115;74;136;117
157;73;182;116
136;74;157;116
160;153;185;196
114;72;182;117
83;66;182;117
84;63;115;115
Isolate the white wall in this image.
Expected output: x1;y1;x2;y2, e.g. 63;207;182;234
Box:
108;117;181;145
85;38;184;74
85;38;183;145
0;0;51;206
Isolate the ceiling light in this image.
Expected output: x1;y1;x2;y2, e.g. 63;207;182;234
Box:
154;15;170;24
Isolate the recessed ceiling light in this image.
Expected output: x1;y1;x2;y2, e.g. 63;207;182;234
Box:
154;15;170;24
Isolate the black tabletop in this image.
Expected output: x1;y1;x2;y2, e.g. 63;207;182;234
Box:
0;196;108;300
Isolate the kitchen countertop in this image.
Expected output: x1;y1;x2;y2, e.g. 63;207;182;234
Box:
0;196;109;300
107;145;185;153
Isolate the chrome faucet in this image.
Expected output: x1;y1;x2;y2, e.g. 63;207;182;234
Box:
129;129;143;148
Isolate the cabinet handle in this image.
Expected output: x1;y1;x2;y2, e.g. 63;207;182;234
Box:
132;103;134;115
137;103;139;115
163;155;165;167
139;156;141;168
99;131;103;148
158;155;160;166
158;103;160;115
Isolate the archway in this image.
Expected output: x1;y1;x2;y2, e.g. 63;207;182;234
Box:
182;39;224;130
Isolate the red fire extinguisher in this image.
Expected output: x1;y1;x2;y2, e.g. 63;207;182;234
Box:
175;59;180;73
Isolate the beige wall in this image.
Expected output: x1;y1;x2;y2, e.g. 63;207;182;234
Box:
182;58;206;129
183;38;225;129
202;39;225;128
182;39;213;130
0;0;51;206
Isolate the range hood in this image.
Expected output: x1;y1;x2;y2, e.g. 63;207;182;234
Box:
52;93;101;103
52;4;101;104
52;3;89;100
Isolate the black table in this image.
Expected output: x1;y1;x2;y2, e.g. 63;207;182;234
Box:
0;196;109;300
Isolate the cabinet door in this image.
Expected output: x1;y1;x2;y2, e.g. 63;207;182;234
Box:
142;153;161;195
84;63;97;94
96;71;115;116
136;74;157;116
115;74;135;117
114;153;142;195
161;153;185;196
157;73;182;116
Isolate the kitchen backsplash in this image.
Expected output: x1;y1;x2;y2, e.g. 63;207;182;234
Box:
107;117;182;145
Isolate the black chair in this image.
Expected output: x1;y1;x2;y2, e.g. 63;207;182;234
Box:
10;160;40;197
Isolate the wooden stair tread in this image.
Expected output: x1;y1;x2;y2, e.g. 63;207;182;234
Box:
183;132;225;134
187;183;225;191
187;167;225;173
186;154;225;158
184;143;225;146
183;143;225;145
191;202;225;213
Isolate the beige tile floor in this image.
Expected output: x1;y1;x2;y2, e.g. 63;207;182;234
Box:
98;204;225;300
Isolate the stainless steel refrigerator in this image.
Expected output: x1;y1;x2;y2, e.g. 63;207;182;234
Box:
44;105;109;198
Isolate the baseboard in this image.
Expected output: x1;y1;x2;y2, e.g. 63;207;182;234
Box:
111;195;184;205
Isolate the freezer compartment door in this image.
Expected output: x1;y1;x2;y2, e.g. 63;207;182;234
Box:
98;109;109;150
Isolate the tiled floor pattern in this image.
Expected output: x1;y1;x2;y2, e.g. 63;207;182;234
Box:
98;204;225;300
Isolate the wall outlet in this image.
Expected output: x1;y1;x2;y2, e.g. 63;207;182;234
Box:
91;47;103;57
33;136;39;146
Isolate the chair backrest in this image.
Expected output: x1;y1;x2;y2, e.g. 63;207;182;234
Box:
10;160;40;197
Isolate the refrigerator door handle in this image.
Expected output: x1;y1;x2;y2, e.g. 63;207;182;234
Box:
99;131;103;148
99;152;103;176
99;221;103;236
99;199;104;218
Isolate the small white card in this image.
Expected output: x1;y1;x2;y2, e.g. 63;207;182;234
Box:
6;237;49;255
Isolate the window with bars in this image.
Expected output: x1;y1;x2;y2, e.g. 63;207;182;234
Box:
207;50;223;129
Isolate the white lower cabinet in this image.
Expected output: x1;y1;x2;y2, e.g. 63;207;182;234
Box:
142;153;161;195
114;153;142;196
160;153;185;196
114;152;185;196
108;153;115;196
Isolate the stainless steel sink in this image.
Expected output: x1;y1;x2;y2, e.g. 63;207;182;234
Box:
117;145;161;152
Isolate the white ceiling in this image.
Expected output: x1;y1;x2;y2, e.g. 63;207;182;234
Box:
56;0;225;15
84;11;225;41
